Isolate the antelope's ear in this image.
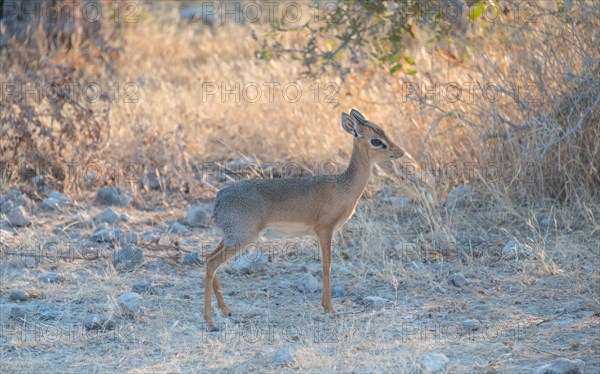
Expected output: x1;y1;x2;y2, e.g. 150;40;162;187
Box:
341;112;362;138
350;109;367;125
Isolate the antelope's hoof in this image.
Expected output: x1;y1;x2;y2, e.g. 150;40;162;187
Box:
218;305;231;316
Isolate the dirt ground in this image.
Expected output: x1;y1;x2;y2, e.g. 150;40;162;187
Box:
1;188;598;373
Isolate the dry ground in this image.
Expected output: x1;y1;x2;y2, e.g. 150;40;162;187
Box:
0;189;598;373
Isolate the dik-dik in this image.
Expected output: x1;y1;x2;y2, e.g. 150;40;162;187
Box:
204;109;404;329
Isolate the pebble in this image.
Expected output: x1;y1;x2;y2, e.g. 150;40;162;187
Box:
420;352;449;373
90;228;124;242
113;245;144;272
183;252;202;266
118;292;144;316
93;208;120;223
332;286;345;298
463;319;480;331
447;184;469;209
296;273;320;293
8;289;28;301
132;280;157;294
7;206;31;226
38;271;65;283
230;253;268;274
501;240;534;260
169;222;190;235
448;272;469;287
41;191;70;209
187;204;211;227
533;358;584;374
84;315;116;330
95;186;133;207
273;348;296;366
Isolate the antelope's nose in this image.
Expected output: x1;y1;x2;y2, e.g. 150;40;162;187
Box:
391;147;404;159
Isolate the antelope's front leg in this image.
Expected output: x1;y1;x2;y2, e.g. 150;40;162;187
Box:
317;229;336;313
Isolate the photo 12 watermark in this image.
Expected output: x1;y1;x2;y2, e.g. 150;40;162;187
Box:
199;81;339;104
1;0;141;24
1;81;141;104
399;81;539;105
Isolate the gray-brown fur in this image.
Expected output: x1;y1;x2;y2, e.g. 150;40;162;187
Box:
203;109;404;330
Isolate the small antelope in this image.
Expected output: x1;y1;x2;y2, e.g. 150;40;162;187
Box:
204;109;403;329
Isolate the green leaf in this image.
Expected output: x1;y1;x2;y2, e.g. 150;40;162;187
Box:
469;5;485;22
390;64;403;74
406;70;417;75
404;56;415;65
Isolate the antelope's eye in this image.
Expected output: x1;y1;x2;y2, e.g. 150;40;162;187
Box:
371;139;382;147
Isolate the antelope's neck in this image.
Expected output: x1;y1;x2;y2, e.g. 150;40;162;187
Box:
341;139;372;199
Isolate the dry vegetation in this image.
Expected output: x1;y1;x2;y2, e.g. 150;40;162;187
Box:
1;1;599;373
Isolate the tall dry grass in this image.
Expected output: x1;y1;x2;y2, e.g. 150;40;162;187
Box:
1;1;598;225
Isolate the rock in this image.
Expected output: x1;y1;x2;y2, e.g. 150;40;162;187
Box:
230;253;268;274
142;173;160;190
48;191;69;203
65;213;93;230
9;305;26;321
118;292;143;316
84;315;116;330
38;271;65;283
364;296;393;308
447;184;468;209
13;194;33;211
91;228;124;242
8;289;28;301
93;208;119;223
533;358;584;374
332;286;345;298
119;214;128;222
448;272;469;287
95;186;133;207
0;199;13;213
187;204;211;227
41;191;70;210
118;232;139;245
183;252;202;266
22;257;36;268
141;229;162;244
94;222;109;232
0;303;17;321
7;206;31;226
113;245;144;272
141;172;168;190
273;348;296;366
501;240;534;260
40;310;59;320
169;222;190;235
463;319;480;331
296;273;320;293
420;352;449;373
433;285;447;294
6;189;22;201
132;280;157;294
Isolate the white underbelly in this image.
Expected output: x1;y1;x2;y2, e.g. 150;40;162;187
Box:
262;221;315;238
